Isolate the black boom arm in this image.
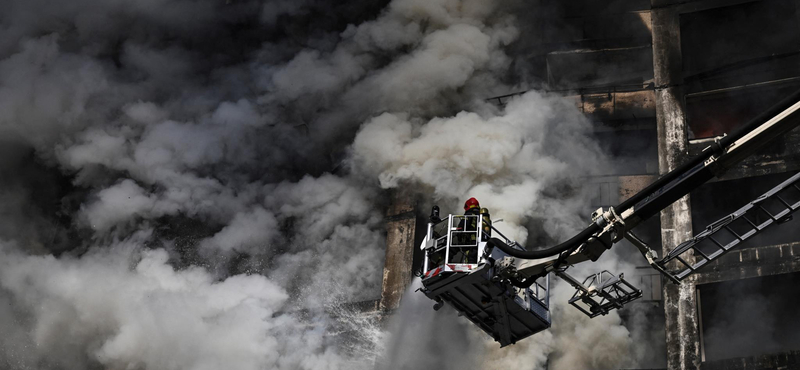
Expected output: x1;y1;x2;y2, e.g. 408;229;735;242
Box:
491;88;800;262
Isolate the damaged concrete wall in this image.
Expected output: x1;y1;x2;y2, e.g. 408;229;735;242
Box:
379;191;416;311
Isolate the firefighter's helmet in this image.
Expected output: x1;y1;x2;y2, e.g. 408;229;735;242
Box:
464;197;480;211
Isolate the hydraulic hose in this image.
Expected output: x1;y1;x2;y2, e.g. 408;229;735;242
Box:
485;224;599;260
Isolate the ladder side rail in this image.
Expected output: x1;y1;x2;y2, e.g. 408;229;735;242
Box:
658;171;800;281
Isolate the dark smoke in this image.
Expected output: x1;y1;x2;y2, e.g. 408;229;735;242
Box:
0;0;649;369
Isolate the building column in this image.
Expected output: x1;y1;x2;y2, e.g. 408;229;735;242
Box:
651;5;701;370
379;190;416;311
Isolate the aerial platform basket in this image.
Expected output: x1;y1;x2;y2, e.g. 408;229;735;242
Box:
419;214;551;347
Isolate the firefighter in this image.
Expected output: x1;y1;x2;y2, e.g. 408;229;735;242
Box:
480;207;492;240
462;197;491;237
452;197;491;263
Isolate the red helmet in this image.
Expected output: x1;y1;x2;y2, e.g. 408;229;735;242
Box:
464;197;480;211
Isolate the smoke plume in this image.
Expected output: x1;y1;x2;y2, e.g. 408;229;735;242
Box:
0;0;647;369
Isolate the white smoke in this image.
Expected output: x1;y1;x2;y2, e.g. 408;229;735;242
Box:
350;90;607;242
0;236;379;370
1;236;290;369
0;0;651;369
376;279;487;370
348;87;647;369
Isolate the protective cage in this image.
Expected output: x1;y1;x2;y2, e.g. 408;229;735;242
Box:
566;270;642;318
420;214;552;346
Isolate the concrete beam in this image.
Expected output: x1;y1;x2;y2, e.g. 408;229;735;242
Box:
652;5;702;370
581;90;657;121
379;191;416;311
700;350;800;370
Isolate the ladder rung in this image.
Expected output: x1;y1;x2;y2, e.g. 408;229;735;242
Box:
706;249;724;260
743;215;760;230
693;247;711;260
692;259;709;270
774;209;792;220
723;239;740;251
675;256;694;270
775;195;793;209
708;236;725;249
758;205;776;221
740;229;758;240
724;226;742;240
